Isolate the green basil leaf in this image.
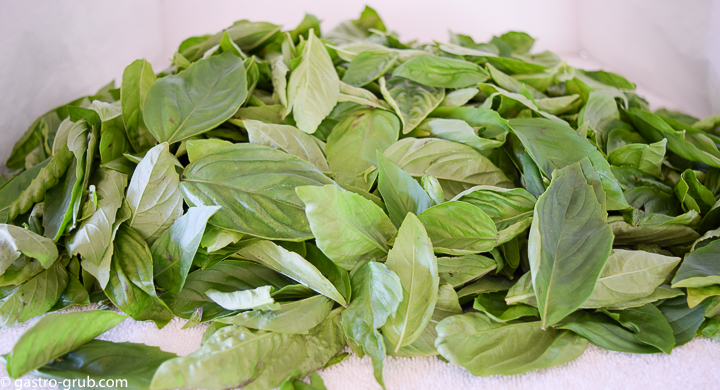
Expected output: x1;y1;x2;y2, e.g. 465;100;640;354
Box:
379;77;444;133
376;152;433;228
672;239;720;288
473;291;538;322
105;225;173;328
34;340;177;390
285;31;339;133
382;213;438;350
342;50;398;87
296;184;396;269
150;309;344;390
92;101;131;164
384;138;513;199
416;118;504;152
675;169;717;215
393;55;489;88
144;51;247;144
608;139;666;177
341;261;402;387
218;295;333;334
656;296;710;346
603;304;675;354
326;109;400;191
529;162;614;327
205;285;277;311
437;254;497;287
436;312;588;376
121;59;158;152
0;261;67;328
6;311;126;378
151;206;220;293
181;144;334;241
0;224;58;274
558;311;662;354
452;185;536;230
245;120;329;172
417;201;498;255
237;239;347;306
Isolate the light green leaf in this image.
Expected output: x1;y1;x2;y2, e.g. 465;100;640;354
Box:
66;168;127;288
326;109;399;190
181;144;335;241
675;169;717;215
341;261;402;388
185;139;233;163
6;311;126;378
342;50;398;87
152;206;220;293
92;101;131;164
200;225;244;253
286;31;340;133
121;59;158;152
608;139;666;177
437;255;497;287
382;213;438;351
583;249;681;308
105;225;173;328
510;117;628;210
417;118;503;152
144;51;247;144
672;239;720;288
0;224;58;275
603;304;676;354
436;313;588;376
206;285;277;311
218;295;333;334
126;143;183;245
421;174;444;206
393;55;488;88
380;77;444;133
296;184;396;270
0;261;67;328
452;185;536;230
473;291;538;323
337;82;392;110
245;120;329;172
529;162;614;327
376;152;433;228
417;201;498;255
150;309;344;390
237;239;347;306
439;87;478;108
384;138;512;199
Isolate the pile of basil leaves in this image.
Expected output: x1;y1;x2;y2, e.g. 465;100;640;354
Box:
2;6;720;390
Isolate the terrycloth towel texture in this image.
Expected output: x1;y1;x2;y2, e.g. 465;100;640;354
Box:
0;304;719;390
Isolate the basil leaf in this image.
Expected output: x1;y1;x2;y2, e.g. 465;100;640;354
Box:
393;55;489;88
452;185;536;230
181;144;334;241
473;291;538;323
285;31;340;134
126;143;183;245
237;239;347;306
245;120;330;172
121;59;158;152
656;296;710;346
672;239;720;288
558;311;662;354
7;311;126;378
144;51;248;144
382;213;439;350
376;152;433;228
34;340;177;390
529;162;614;327
417;201;498;255
218;295;333;334
0;261;67;328
342;50;398;87
384;138;512;199
603;304;675;354
296;184;396;270
205;285;277;311
0;224;58;274
379;77;444;133
341;261;402;387
436;312;588;376
326;109;400;190
608;139;666;177
437;254;497;287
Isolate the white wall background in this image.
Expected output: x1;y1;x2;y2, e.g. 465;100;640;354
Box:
1;0;719;167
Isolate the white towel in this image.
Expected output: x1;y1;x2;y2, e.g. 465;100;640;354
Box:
1;304;719;390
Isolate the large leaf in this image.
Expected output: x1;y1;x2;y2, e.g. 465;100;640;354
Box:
417;201;498;255
144;51;247;144
672;240;720;288
603;304;676;354
66;168;127;288
150;310;344;390
326;109;400;191
0;224;58;275
382;213;438;350
218;295;333;334
34;340;177;390
435;312;588;376
105;225;173;328
151;206;220;293
558;311;665;354
245;120;329;172
392;284;462;357
452;185;536;230
384;138;512;199
529;162;614;327
126;143;183;245
181;144;335;241
342;50;398;87
392;55;489;88
285;31;340;133
341;261;402;387
0;261;67;328
376;152;433;228
583;250;681;308
237;239;347;306
380;77;444;133
510;118;628;210
121;59;158;152
609;211;701;247
6;311;126;378
162;260;293;321
296;184;396;269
